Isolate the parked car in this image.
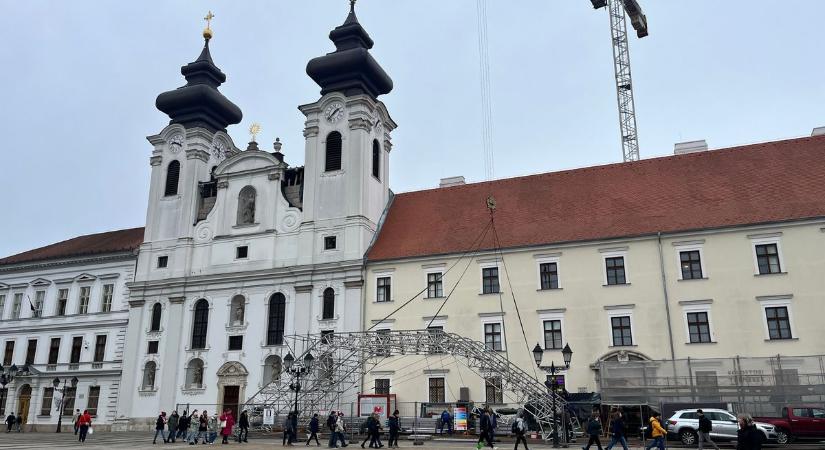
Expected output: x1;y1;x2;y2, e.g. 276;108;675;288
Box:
754;405;825;445
666;408;778;446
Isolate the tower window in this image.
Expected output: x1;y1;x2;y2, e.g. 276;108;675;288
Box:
322;288;335;320
164;160;180;196
267;293;286;346
324;236;337;250
228;335;243;351
372;139;381;180
150;302;162;331
325;131;342;172
237;186;257;225
191;299;209;349
236;246;248;259
157;256;168;268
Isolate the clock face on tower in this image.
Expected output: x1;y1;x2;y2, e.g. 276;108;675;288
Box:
324;102;345;123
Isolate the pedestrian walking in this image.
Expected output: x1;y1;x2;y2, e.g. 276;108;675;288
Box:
328;411;339;448
644;412;666;450
77;409;92;443
193;410;209;444
582;412;603;450
369;413;384;448
5;412;15;432
512;412;528;450
334;412;349;448
168;411;179;443
697;410;720;450
307;413;321;446
186;410;199;443
153;411;168;444
291;411;300;444
177;410;190;441
208;413;220;444
14;413;23;432
387;410;400;449
736;414;762;450
475;408;495;450
605;410;628;450
237;409;249;443
74;409;81;435
285;412;296;446
360;414;374;448
440;410;453;435
220;407;235;444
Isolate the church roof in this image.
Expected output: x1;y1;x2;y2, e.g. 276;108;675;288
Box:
0;227;144;267
367;135;825;262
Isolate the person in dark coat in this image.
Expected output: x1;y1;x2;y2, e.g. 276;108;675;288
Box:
153;411;168;444
177;411;190;441
167;411;179;443
284;412;295;446
605;410;628;450
5;413;15;432
328;411;339;447
736;414;762;450
475;408;494;449
238;410;250;443
582;412;603;450
697;409;720;450
513;411;528;450
360;414;375;448
387;410;400;449
368;413;383;448
308;413;321;446
291;411;300;444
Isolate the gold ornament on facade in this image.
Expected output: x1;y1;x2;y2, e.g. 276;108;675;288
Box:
203;11;215;40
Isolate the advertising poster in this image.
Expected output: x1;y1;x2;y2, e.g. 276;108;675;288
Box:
454;406;468;431
263;408;275;425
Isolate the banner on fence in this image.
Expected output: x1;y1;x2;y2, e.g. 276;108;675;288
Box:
263;408;275;425
454;406;468;431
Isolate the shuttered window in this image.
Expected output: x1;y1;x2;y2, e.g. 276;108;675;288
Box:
372;139;380;180
164;160;180;196
325;132;342;172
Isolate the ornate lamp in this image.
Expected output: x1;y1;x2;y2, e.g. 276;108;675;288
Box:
283;353;295;371
562;344;573;368
303;353;315;370
532;343;543;367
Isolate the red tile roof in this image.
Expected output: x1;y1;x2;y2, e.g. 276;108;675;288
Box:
0;227;144;266
367;135;825;262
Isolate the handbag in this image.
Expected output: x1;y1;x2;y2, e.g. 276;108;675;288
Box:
220;420;227;428
88;426;94;435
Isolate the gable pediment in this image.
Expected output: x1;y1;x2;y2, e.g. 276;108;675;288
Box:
0;282;8;290
215;150;284;178
30;278;52;286
74;273;97;282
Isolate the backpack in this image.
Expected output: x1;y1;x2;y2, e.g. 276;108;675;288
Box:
511;421;519;433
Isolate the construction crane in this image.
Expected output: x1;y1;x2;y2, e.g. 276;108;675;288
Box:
589;0;648;162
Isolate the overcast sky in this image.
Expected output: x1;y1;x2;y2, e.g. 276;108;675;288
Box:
1;1;823;258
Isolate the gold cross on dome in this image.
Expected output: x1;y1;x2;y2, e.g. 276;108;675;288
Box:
204;11;215;30
249;123;262;143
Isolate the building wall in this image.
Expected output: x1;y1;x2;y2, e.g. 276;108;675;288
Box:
362;219;825;405
0;254;136;429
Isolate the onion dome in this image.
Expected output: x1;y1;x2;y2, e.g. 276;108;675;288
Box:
306;2;393;99
156;34;243;133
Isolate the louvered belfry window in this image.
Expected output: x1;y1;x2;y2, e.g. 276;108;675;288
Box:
372;139;380;180
165;160;180;196
325;132;342;172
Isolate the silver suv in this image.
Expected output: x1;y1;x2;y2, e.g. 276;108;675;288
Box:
666;408;778;445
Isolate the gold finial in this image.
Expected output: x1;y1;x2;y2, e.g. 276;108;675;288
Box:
203;10;215;40
249;123;262;143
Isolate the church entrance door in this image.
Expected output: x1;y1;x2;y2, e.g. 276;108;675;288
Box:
215;361;248;421
17;385;31;424
222;386;240;419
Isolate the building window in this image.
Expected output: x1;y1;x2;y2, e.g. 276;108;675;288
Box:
78;286;91;314
56;289;68;316
237;185;257;225
427;326;444;354
680;250;703;279
321;330;334;345
756;243;782;274
157;256;168;268
605;257;627;285
427;272;443;298
482;267;500;294
485;376;503;404
428;377;445;403
230;295;245;326
191;299;209;349
33;290;45;318
236;246;248;259
93;335;107;362
322;288;335;320
48;338;60;364
484;322;503;351
374;378;390;395
611;316;633;346
765;306;792;340
147;341;159;354
324;236;337;250
100;284;114;312
0;295;5;320
150;302;162;332
61;387;76;416
186;358;205;388
86;386;100;416
164;160;180;196
687;312;712;343
3;341;14;365
539;262;559;290
325;131;342;172
372;139;381;180
40;387;54;416
11;293;22;319
375;329;391;357
70;336;83;364
25;339;37;365
228;335;243;351
376;277;391;302
543;320;563;350
142;361;157;390
267;293;286;346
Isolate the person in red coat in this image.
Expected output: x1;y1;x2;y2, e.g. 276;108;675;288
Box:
219;408;235;444
77;409;93;443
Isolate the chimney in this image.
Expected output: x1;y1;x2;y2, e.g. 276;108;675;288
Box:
674;139;708;155
439;176;465;188
812;126;825;137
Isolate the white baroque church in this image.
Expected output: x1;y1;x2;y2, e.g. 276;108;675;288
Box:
114;6;396;427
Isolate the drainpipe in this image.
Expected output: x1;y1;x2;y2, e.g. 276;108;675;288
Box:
657;232;677;362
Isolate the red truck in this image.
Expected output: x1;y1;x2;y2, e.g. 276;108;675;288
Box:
754;406;825;445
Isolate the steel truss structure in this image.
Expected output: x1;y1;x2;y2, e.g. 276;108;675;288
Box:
245;330;571;441
607;0;641;162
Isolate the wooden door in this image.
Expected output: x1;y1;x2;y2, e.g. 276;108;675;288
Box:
18;385;31;425
222;385;240;419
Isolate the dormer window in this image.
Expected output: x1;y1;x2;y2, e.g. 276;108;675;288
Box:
325;131;342;172
164;160;180;196
237;186;256;225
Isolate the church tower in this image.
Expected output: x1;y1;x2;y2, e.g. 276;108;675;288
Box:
298;2;397;265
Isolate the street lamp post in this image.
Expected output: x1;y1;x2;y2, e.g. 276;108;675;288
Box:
533;343;573;448
53;376;79;433
283;352;314;417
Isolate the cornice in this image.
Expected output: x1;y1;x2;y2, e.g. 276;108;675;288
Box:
0;252;136;274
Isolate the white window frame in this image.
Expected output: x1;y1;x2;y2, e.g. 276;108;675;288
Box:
77;285;92;315
480;314;506;351
538;310;566;351
674;243;708;280
11;292;23;319
0;294;5;320
33;290;46;318
535;256;562;290
321;233;339;252
479;261;501;295
680;301;715;344
605;306;635;347
757;295;795;341
749;234;785;275
601;249;630;286
55;286;69;316
373;270;394;303
100;283;114;313
424;269;446;299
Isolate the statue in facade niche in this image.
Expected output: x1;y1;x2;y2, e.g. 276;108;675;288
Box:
193;365;204;387
233;304;244;325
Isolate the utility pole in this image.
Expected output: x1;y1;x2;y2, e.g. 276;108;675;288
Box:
588;0;648;162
